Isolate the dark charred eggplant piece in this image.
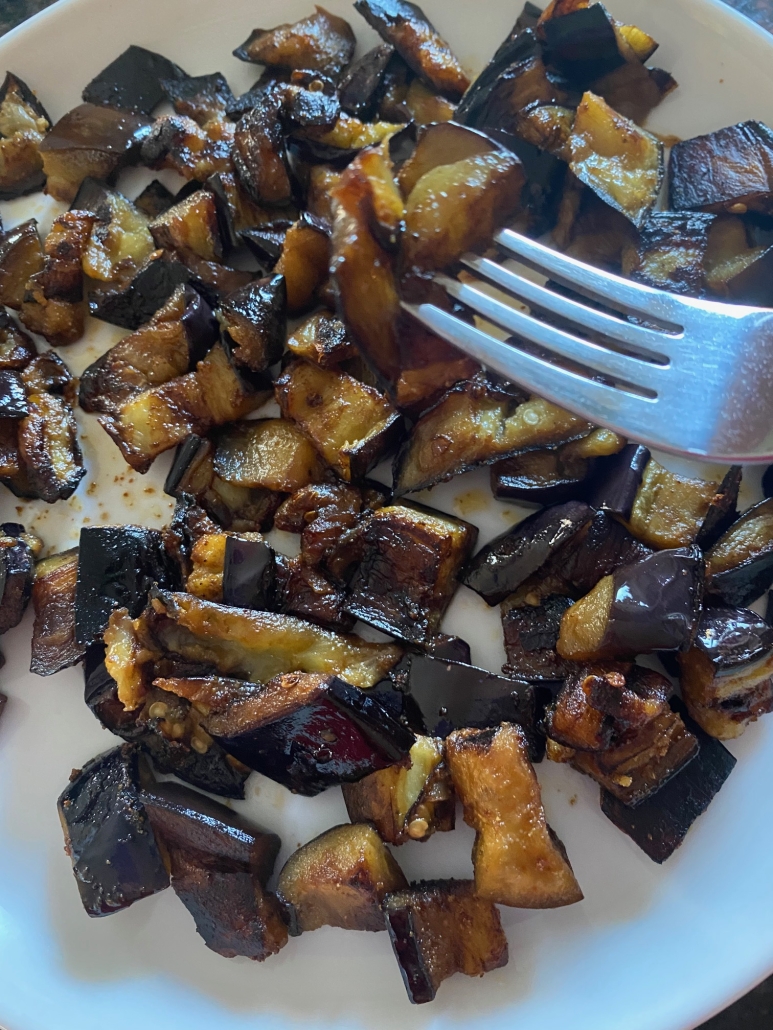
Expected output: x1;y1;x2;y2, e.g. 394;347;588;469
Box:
462;500;593;607
30;548;83;676
15;388;85;503
89;250;193;330
0;371;27;419
148;189;223;264
80;285;217;415
540;4;625;85
276;481;385;569
557;548;704;661
141;780;287;960
0;220;44;310
217;275;286;373
85;651;250;800
345;503;476;644
386;652;542;761
697;466;744;551
232;95;293;209
234;8;355;79
203;672;414;795
162;493;219;581
591;63;677;127
627;458;738;551
206;171;273;251
394;377;591;495
384;879;508;1005
706;498;773;606
222;537;277;611
225;70;287;121
271;551;356;629
0;72;51;199
134;179;175;218
601;704;737;863
165;436;282;533
20;210;97;346
622;212;714;296
419;634;471;664
136;590;402;696
670;121;773;214
39;104;149;203
241;222;293;269
567;91;663;229
160;73;234;126
214;418;326;494
277;823;406;933
83;46;186;114
454;26;542;129
0;314;36;371
342;735;454;844
140;113;233;182
446;723;583;907
0;529;35;635
339;43;396;119
354;0;470;99
586;442;649;520
286;311;356;368
276;359;402;482
99;341;271;474
57;745;169;917
679;606;773;739
502;595;575;681
75;526;177;645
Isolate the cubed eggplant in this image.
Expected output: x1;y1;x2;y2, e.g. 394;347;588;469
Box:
204;672;414;795
394;377;591;495
141;113;234;183
601;704;737;863
591;62;677;127
134;179;175;218
140;780;287;960
206;170;272;251
627;459;737;551
222;537;277;611
75;526;178;645
386;652;543;761
586;443;649;520
342;735;454;844
384;880;508;1005
74;180;155;287
0;221;44;310
213;418;326;494
670;121;773;214
277;481;385;570
502;595;575;681
82;46;186;114
354;0;469;99
541;4;626;84
568;91;663;228
217;275;286;373
0;72;51;200
142;590;403;690
0;371;27;419
339;43;396;118
454;26;541;129
557;547;704;661
277;823;407;933
275;554;355;632
344;503;476;644
276;359;403;482
57;745;169;917
462;500;593;606
418;634;472;664
679;606;773;739
89;250;193;330
234;8;355;79
30;548;83;676
241;221;293;269
232;94;293;209
160;72;234;126
706;498;773;606
446;723;583;907
148;189;223;265
164;435;282;532
39;104;150;203
0;529;35;635
272;219;331;314
15;389;85;504
99;341;271;474
286;311;357;369
622;212;715;296
80;285;218;415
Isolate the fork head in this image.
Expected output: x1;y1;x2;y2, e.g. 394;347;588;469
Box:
403;228;773;464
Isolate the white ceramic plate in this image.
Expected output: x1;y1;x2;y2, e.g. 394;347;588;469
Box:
0;1;772;1028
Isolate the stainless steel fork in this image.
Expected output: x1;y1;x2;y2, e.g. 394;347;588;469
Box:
402;228;773;463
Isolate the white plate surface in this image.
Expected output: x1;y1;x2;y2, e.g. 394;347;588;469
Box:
0;1;772;1029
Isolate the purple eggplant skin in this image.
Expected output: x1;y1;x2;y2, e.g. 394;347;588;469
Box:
455;28;540;128
586;444;650;521
219;274;287;373
555;510;652;598
222;537;278;611
601;702;737;863
418;634;472;665
0;370;27;419
541;5;625;87
57;744;170;917
694;604;773;670
706;498;773;607
386;653;544;762
502;595;575;682
339;43;396;119
134;179;176;219
74;526;180;646
212;677;415;797
160;73;234;122
82;45;187;115
600;547;705;657
696;466;742;551
0;532;35;635
491;450;591;508
89;251;193;330
461;501;594;606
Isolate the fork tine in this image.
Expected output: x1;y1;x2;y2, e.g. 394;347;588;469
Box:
402;301;657;436
494;228;684;325
435;275;666;390
458;255;676;360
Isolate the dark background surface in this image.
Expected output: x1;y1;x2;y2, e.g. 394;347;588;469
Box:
0;0;772;1026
